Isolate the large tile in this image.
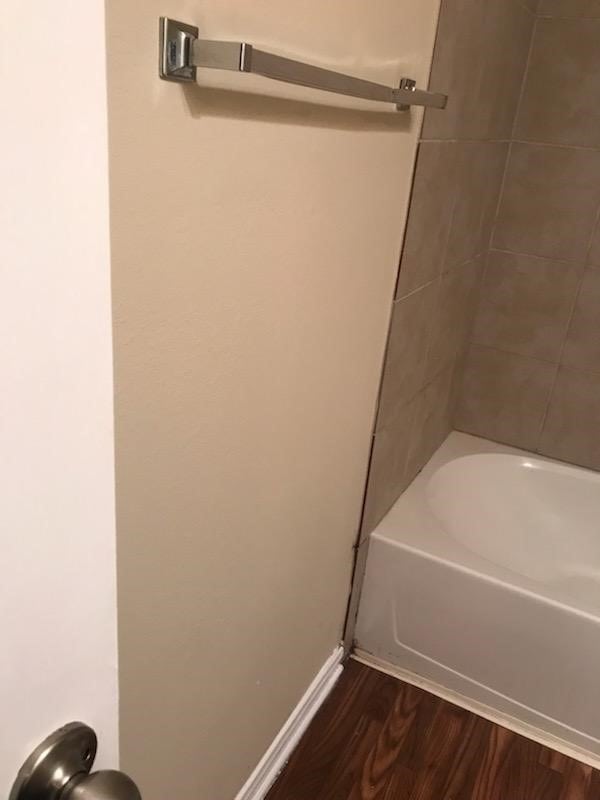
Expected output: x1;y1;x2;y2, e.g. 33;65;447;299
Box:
426;257;482;381
423;2;533;141
455;344;556;449
422;0;489;140
362;397;418;533
588;220;600;267
539;367;600;470
476;3;536;140
494;143;600;261
396;142;460;298
472;250;583;361
479;146;512;257
561;269;600;372
515;19;600;148
405;367;454;482
377;281;439;429
446;143;508;269
538;0;600;16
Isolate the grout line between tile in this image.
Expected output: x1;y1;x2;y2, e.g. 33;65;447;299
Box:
420;137;512;145
584;195;600;265
466;341;600;389
392;142;423;302
521;1;538;14
394;278;437;303
483;14;538;257
468;341;559;367
467;338;600;381
557;362;600;378
487;142;513;256
512;14;539;141
412;180;479;406
536;14;600;20
534;197;600;446
512;139;600;153
443;250;486;275
536;206;600;452
490;247;585;266
375;354;458;438
426;142;466;283
537;196;600;452
395;251;485;303
535;275;583;451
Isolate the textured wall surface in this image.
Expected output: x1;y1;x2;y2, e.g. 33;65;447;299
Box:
105;2;441;798
362;0;537;535
457;4;600;470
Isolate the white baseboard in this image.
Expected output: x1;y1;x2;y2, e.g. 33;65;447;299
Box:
353;649;600;770
235;646;344;800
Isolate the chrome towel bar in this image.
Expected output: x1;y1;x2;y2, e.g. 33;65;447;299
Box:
159;18;448;112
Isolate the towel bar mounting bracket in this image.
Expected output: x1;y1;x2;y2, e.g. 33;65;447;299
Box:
159;17;198;83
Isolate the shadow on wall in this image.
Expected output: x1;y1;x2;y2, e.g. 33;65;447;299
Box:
182;83;414;132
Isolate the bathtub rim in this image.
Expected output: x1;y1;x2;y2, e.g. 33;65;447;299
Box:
371;431;600;619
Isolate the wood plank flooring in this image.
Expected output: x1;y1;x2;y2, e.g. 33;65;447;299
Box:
266;659;600;800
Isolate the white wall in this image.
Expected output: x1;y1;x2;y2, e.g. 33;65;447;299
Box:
0;1;118;794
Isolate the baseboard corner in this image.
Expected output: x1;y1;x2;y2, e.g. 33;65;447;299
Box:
234;645;344;800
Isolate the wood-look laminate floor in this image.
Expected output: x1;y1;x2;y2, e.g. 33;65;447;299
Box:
266;659;600;800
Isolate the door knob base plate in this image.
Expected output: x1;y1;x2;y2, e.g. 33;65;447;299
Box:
10;722;97;800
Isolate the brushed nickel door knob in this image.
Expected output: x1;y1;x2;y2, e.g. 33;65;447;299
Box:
62;770;141;800
10;723;142;800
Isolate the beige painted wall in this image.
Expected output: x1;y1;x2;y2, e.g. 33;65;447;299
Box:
106;3;440;798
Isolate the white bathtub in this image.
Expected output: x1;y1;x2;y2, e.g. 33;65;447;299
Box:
355;432;600;761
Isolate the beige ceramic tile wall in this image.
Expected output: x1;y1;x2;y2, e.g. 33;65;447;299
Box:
361;0;536;534
457;5;600;471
